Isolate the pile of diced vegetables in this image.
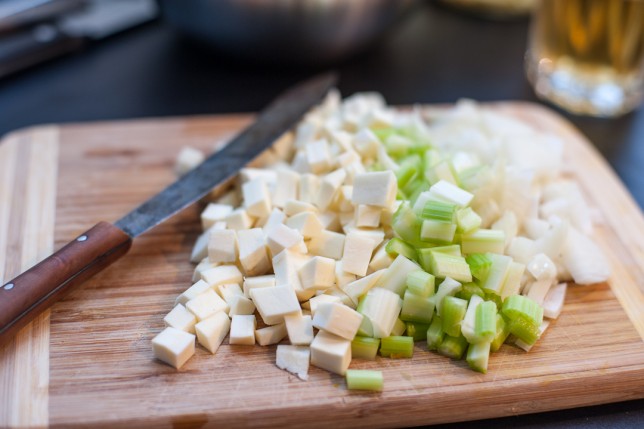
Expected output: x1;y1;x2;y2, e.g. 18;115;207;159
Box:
152;91;610;390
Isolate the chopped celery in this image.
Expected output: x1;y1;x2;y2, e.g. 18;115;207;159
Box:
466;341;491;373
406;271;435;297
400;291;435;324
460;294;484;343
465;253;492;282
456;207;482;233
385;238;418;262
456;283;485;301
380;336;414;358
438;334;468;359
500;261;525;299
392;202;431;248
358;288;402;338
441;296;468;337
490;314;510;352
502;295;544;327
346;369;384;392
481;253;512;294
422;201;456;222
434;277;463;316
425;251;472;283
508;317;540;346
386;134;413;158
484;292;503;311
407;180;431;205
426;316;444;350
421;219;457;243
426;160;458;186
474;301;497;343
406;322;430;341
461;229;506;254
351;337;380;360
396;156;422;188
391;317;407;336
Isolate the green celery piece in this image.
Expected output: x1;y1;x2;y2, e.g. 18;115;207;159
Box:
386;134;413;158
356;296;375;337
434;277;463;316
391;317;407;336
400;291;435;324
429;244;462;256
422;201;456;222
385;238;418;262
456;207;482;234
372;127;396;143
465;253;492;282
456;283;485;301
424;148;442;170
380;336;414;358
474;301;497;343
485;292;503;311
396;155;422;188
346;369;384;392
406;322;430;341
490;314;510;352
406;180;430;205
351;337;380;360
508;317;540;346
427;252;472;283
461;229;506;255
502;295;544;326
441;296;468;337
481;253;512;294
406;271;435;297
466;341;491;373
426;160;458;186
420;220;457;244
437;334;468;359
392;202;432;248
426;316;444;350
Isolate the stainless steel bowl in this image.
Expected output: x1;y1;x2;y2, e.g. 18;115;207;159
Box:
160;0;416;65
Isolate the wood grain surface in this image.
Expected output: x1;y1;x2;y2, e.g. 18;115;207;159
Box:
0;103;643;428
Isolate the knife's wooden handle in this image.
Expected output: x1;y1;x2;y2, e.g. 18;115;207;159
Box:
0;222;132;348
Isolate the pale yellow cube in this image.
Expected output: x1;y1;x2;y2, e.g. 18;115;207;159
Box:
152;327;195;369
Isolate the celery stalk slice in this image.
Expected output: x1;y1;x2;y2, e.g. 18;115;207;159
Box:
400;291;435;324
461;229;506;254
351;337;380;360
427;316;444;350
490;314;510;352
406;322;430;341
441;295;468;337
466;341;491;373
346;369;384;392
406;271;435;297
380;336;414;358
438;334;468;359
474;301;497;343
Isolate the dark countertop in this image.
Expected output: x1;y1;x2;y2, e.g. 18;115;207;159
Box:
0;2;642;427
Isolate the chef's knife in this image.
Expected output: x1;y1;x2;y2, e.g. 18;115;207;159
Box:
0;72;337;348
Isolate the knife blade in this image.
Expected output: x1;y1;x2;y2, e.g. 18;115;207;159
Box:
0;72;337;348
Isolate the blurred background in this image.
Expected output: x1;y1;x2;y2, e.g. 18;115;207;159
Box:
0;0;642;427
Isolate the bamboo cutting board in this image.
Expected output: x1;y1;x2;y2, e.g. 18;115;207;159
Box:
0;102;643;429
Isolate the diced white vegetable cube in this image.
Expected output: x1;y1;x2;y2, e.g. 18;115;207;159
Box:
284;199;318;216
290;151;310;174
237;228;271;276
561;227;611;285
186;289;229;321
318;211;341;232
228;295;256;316
243;275;275;298
152;327;195;369
428;180;473;207
299;174;320;204
298;256;336;291
175;146;205;176
272;250;313;301
208;229;238;263
375;255;421;297
272;169;300;208
306;138;332;174
542;282;567;319
357;288;402;338
250;284;301;325
526;278;555;305
501;261;526;299
307;294;342;317
225;208;254;230
201;265;243;288
492;211;518;247
276;345;310;381
342;224;386;248
524;218;550;240
342;269;385;305
342;232;375;276
284;313;314;345
286;211;324;239
353;128;379;159
192;257;218;283
217;283;243;303
240;168;277;189
369;244;394;272
351;171;397;208
316;168;347;210
190;226;213;263
267;224;306;256
356;204;381;228
255;323;288;346
195;312;230;354
507;237;537;264
262;208;286;234
229;314;256;345
335;261;357;289
201;203;233;230
307;230;345;260
310;331;351;376
527;253;557;281
175;279;213;306
312;302;363;340
242;178;272;218
164;304;197;334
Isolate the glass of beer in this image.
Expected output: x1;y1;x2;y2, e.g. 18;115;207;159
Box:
526;0;644;117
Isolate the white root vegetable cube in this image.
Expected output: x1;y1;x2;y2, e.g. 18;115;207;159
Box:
335;261;357;289
291;151;310;174
342;269;385;305
369;245;394;272
351;171;397;208
299;174;320;204
242;178;272;218
527;253;557;281
375;254;422;297
316;168;347;210
307;294;342;317
335;186;355;212
284;200;318;216
208;229;238;263
190;228;211;263
276;345;310;381
312;302;363;340
176;146;205;176
261;208;286;235
175;279;213;306
152;327;195;369
267;224;306;256
217;283;243;303
201;265;243;288
192;258;218;283
307;230;345;260
164;304;197;333
225;208;254;230
201;203;233;230
240;167;277;189
353;128;380;159
306;139;332;174
298;256;336;291
272;169;300;208
195;312;230;354
250;284;301;325
337;149;361;167
186;289;229;321
359;288;403;338
229;314;256;345
284;313;314;345
543;282;567;319
286;212;324;239
342;224;386;249
318;211;341;232
237;228;271;276
272;249;312;300
243;275;275;298
255;323;288;346
429;180;473;207
310;331;351;376
356;205;381;228
342;232;375;276
229;295;256;316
